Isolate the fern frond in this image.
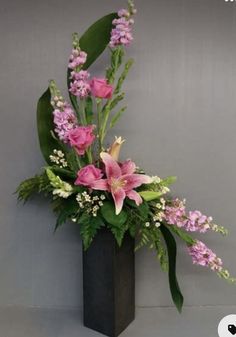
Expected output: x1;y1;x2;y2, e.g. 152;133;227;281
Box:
16;173;51;202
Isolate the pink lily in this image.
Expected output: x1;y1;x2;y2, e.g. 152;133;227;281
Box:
91;152;152;215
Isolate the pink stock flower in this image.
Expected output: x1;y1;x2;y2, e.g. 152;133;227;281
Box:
68;49;87;69
163;199;212;234
75;165;103;187
71;70;90;81
53;103;77;143
188;241;223;272
69;80;91;98
90;78;113;99
90;152;152;215
163;199;186;227
185;211;210;233
68;126;95;155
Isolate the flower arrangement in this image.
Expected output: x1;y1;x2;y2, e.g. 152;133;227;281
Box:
16;0;235;313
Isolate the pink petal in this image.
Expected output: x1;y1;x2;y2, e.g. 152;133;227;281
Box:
120;159;136;175
90;179;108;191
126;190;143;206
112;187;126;215
123;174;152;191
100;152;121;179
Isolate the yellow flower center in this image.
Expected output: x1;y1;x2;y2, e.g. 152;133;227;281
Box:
110;177;126;191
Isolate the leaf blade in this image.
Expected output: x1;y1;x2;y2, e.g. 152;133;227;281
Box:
80;13;117;69
37;88;64;164
160;225;184;313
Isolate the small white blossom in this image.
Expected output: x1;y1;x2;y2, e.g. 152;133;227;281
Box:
161;186;170;194
145;222;150;228
50;149;68;168
151;176;161;184
155;222;161;228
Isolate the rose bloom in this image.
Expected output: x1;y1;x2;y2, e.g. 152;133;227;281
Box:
90;78;113;99
75;165;103;187
68;126;95;155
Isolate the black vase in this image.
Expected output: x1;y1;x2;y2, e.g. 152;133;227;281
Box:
83;228;135;337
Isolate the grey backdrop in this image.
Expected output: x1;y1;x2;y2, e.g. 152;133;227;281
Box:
0;0;236;312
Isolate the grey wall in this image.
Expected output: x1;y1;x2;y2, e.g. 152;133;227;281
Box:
0;0;236;310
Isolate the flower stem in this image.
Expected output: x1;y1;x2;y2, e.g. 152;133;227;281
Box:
80;99;87;125
96;99;103;153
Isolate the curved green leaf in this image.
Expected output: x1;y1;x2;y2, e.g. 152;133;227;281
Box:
37;88;64;164
139;191;163;201
101;201;127;227
80;12;117;69
160;225;184;313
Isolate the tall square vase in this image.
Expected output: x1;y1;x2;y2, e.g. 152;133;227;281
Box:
83;228;135;337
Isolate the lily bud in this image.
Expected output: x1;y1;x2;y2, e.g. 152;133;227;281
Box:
108;136;125;161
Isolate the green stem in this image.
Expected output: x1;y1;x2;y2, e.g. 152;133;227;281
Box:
100;101;111;145
80;99;87;125
73;148;82;170
86;148;93;164
96;99;103;153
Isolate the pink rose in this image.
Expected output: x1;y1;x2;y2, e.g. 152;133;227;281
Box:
75;165;103;187
68;126;95;155
90;78;113;99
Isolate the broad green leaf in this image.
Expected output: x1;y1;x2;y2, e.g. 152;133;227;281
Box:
160;225;184;313
139;191;163;201
101;201;128;227
161;176;177;187
50;166;77;180
37;88;64;164
80;13;117;69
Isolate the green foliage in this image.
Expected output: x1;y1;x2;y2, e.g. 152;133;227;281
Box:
65;149;81;173
160;176;177;187
37;88;65;164
114;58;134;94
106;46;124;84
125;199;149;221
16;173;51;202
109;93;125;110
80;13;118;70
101;201;128;227
155;237;169;272
54;198;78;232
108;223;128;247
135;228;151;251
160;225;184;313
139;191;163;201
79;213;104;250
110;106;127;128
170;226;196;246
85;96;94;124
